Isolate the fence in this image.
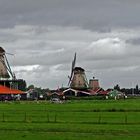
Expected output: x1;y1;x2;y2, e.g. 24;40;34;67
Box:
0;111;140;125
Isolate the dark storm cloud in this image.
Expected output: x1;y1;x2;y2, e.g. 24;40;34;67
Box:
1;0;140;30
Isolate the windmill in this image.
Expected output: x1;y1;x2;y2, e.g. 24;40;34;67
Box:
0;47;15;79
0;47;26;91
68;53;89;90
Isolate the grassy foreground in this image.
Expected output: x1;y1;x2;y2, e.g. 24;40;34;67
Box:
0;99;139;140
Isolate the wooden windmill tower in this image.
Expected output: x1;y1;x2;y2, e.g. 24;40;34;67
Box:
68;53;89;90
0;47;26;90
0;47;14;79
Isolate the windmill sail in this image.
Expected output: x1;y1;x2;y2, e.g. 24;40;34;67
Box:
68;53;76;85
0;47;10;78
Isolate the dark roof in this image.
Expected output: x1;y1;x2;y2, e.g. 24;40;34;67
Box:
0;47;5;53
74;67;85;72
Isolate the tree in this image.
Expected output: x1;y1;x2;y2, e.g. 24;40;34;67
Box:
135;84;139;94
27;85;35;90
114;84;120;91
18;80;27;91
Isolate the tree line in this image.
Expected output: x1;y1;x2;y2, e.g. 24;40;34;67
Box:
114;84;140;95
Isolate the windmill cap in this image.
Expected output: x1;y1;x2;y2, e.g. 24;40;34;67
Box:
0;47;5;53
74;67;85;72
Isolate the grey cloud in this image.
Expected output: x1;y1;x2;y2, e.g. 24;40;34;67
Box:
1;0;140;30
1;0;140;88
126;38;140;45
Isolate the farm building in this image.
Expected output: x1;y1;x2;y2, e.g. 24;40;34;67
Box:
108;89;126;99
26;89;39;100
63;88;91;97
0;85;26;100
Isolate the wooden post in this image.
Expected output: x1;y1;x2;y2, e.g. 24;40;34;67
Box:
98;116;101;124
24;112;27;122
54;113;57;123
47;114;49;123
125;115;127;124
2;112;5;122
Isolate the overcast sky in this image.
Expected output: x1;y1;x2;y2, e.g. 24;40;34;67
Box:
1;0;140;89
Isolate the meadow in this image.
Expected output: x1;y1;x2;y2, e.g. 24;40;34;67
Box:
0;99;140;140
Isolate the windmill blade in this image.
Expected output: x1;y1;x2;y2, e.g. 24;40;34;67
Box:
68;53;77;86
72;52;76;70
4;54;14;78
68;62;74;86
6;52;14;56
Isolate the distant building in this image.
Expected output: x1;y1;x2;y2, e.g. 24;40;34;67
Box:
89;77;100;90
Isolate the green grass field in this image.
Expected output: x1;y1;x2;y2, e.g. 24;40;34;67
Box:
0;99;140;140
